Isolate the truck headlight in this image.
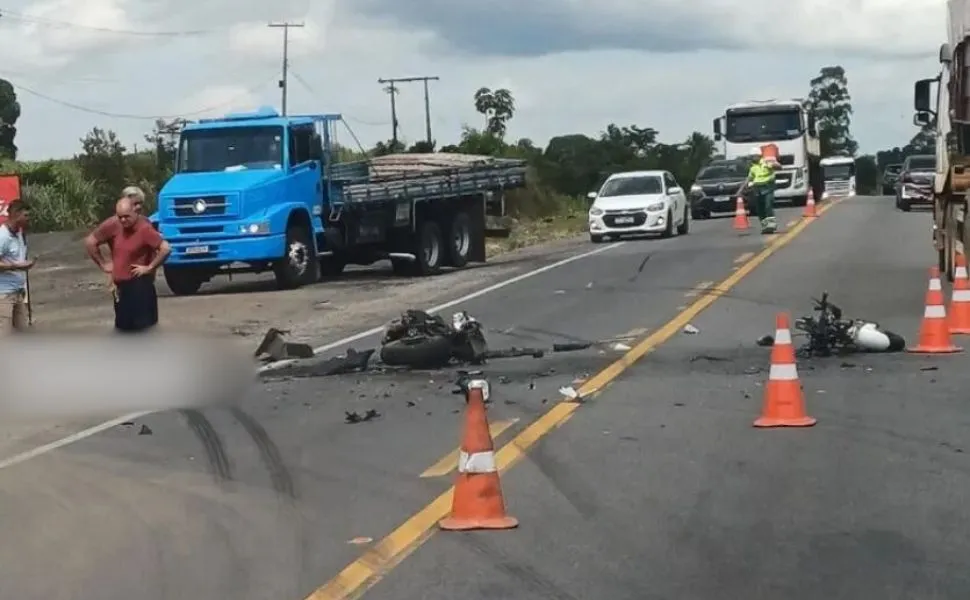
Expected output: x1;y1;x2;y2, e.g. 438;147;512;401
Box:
646;202;664;212
240;222;270;234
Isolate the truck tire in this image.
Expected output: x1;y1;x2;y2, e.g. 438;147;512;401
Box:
445;212;472;268
164;266;203;296
412;220;443;276
274;224;317;289
380;335;453;369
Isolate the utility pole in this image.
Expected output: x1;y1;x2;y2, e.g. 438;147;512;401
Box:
378;79;400;147
377;76;439;146
268;21;304;116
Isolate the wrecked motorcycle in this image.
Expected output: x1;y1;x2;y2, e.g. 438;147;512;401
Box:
788;292;905;356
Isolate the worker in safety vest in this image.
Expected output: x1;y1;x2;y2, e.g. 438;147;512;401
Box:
740;147;779;234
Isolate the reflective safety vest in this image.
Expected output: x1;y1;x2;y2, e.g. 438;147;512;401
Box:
749;160;775;185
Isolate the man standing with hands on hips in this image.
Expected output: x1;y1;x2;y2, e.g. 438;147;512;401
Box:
0;201;34;334
85;197;171;332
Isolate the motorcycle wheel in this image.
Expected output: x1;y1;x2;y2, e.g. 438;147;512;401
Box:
380;335;454;369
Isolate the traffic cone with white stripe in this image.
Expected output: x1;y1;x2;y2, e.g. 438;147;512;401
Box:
439;379;518;531
909;266;963;353
732;196;749;230
754;313;816;428
802;188;817;217
950;253;970;334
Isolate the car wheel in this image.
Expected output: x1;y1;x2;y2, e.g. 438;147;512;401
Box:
677;204;689;235
661;209;674;238
899;198;912;212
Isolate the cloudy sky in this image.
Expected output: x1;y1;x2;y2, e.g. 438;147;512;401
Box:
0;0;945;160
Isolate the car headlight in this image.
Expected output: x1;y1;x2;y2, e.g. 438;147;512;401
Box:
239;222;270;234
690;184;702;193
589;207;604;217
645;202;665;212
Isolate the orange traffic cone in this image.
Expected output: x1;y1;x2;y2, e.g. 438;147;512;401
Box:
950;253;970;334
908;267;963;353
802;188;817;217
439;379;518;531
732;196;749;230
754;313;816;428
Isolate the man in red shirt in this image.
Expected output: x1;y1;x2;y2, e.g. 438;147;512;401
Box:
84;197;171;332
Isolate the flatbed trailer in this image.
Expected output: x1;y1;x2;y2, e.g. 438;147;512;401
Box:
153;109;530;295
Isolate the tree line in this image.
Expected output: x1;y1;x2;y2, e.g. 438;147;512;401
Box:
0;65;926;232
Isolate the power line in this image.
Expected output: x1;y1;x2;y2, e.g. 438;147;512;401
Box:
0;8;225;36
377;76;439;145
2;76;275;120
268;21;304;116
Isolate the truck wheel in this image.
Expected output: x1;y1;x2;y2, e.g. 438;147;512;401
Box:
445;212;472;268
412;220;443;275
318;255;346;278
274;224;317;289
163;266;203;296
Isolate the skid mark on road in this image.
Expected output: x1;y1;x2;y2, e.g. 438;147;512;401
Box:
307;198;843;599
420;419;519;478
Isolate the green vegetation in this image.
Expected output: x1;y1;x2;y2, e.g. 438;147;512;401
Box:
0;66;910;243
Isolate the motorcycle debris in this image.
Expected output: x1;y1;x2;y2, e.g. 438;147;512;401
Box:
345;409;380;424
559;386;582;401
683;324;699;334
756;335;774;347
690;354;727;362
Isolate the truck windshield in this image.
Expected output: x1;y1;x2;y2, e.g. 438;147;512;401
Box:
823;165;854;180
177;126;284;173
907;157;935;170
725;110;802;143
599;176;663;197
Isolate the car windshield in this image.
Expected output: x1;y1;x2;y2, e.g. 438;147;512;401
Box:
598;176;663;197
177;126;284;173
725;109;802;142
823;165;854;179
907;157;935;171
697;163;747;180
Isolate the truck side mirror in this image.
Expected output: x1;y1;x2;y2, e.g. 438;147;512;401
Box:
712;118;721;141
913;112;935;128
914;78;934;113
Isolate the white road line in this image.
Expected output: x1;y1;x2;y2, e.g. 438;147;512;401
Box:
0;241;624;470
0;412;149;470
259;241;625;372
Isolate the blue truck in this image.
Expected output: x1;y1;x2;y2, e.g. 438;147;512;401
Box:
150;107;529;296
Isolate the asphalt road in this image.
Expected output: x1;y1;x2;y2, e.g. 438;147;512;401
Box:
3;197;968;599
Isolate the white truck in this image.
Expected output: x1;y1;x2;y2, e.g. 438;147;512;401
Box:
913;0;970;281
820;156;857;199
712;99;822;206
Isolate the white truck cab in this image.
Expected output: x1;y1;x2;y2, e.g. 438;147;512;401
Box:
820;156;856;199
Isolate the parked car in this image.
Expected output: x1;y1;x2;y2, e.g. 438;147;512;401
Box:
896;155;935;211
587;170;689;242
688;159;749;219
882;163;902;195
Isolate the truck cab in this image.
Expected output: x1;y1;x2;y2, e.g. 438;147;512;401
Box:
152;107;335;295
819;156;856;199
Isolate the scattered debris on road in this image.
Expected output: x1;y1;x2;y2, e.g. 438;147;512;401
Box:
254;328;314;361
345;409;381;424
683;324;699;334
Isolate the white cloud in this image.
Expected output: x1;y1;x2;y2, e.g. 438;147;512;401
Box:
0;0;949;160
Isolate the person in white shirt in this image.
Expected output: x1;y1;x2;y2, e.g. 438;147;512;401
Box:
0;200;33;334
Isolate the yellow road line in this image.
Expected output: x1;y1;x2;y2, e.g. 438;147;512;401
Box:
734;252;754;264
419;419;519;478
786;219;798;228
305;198;841;600
685;281;714;297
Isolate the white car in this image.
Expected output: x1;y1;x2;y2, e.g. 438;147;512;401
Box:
587;170;690;243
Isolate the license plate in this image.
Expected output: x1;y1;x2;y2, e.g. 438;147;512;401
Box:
715;196;730;202
185;245;209;255
614;217;634;224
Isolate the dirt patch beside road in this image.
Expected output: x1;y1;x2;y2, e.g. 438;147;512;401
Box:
26;231;592;349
